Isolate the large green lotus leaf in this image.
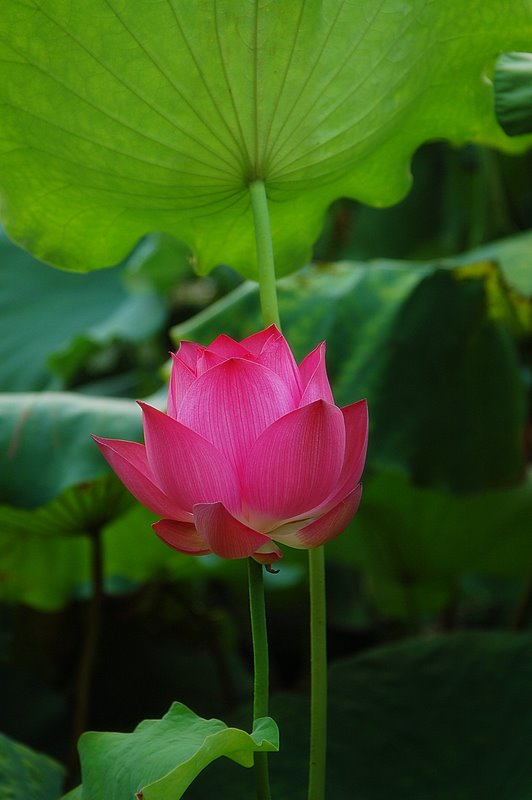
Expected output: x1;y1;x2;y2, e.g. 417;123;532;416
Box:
187;633;532;799
0;230;166;392
2;2;532;278
0;731;65;800
327;470;532;619
173;254;528;493
69;703;278;800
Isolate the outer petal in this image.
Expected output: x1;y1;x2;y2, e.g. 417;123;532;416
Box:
252;541;283;564
322;400;368;509
139;402;240;514
178;358;294;475
206;334;249;358
153;518;211;555
256;333;302;403
243;400;345;527
167;353;195;419
193;502;273;559
271;485;362;549
240;325;279;355
195;349;225;377
92;436;191;521
176;341;205;370
299;343;334;406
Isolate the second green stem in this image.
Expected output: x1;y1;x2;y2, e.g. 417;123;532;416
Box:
308;546;327;800
248;557;272;800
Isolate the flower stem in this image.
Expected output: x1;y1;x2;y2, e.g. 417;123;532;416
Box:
248;558;272;800
249;179;281;328
308;546;327;800
248;176;278;800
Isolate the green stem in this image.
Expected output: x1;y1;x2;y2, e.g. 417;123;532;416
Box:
249;180;281;328
248;558;272;800
248;177;278;800
308;546;327;800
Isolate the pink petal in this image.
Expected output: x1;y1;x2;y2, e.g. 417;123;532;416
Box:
252;541;283;564
299;343;334;406
256;332;302;402
207;334;249;358
323;400;368;508
167;353;195;419
195;349;226;377
193;502;273;559
271;485;362;549
153;518;211;555
139;402;241;514
178;358;294;475
176;341;205;370
92;436;191;521
243;400;346;526
240;325;279;355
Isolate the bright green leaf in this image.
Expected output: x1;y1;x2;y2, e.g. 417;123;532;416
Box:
73;703;278;800
2;2;532;278
0;731;64;800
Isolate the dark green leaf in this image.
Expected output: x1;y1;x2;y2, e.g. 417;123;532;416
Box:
495;52;532;136
188;633;532;800
0;731;64;800
0;231;166;392
328;471;532;618
0;392;141;508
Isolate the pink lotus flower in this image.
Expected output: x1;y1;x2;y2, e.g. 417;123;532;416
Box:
93;326;367;565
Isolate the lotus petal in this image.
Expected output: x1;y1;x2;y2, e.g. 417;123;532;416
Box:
299;343;334;406
256;332;303;402
176;341;205;370
92;436;191;521
323;400;368;509
272;485;362;549
153;518;211;555
240;325;279;355
139;402;240;514
206;334;249;358
167;353;195;419
243;400;345;526
193;502;273;559
178;358;294;475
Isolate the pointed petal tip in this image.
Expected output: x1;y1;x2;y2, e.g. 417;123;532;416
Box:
153;519;211;555
193;501;272;560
